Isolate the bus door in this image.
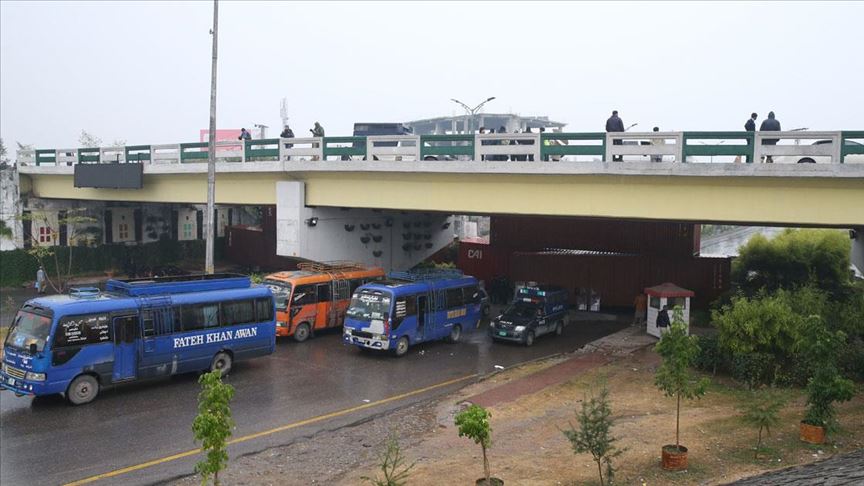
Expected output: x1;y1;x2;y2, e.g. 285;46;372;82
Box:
329;279;351;328
315;282;332;329
112;315;139;382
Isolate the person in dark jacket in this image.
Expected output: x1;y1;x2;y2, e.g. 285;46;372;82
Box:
280;125;295;159
606;110;625;161
744;112;757;132
759;111;781;163
238;128;252;141
656;305;671;329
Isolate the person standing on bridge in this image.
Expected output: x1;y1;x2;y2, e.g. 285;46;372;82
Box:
606;110;625;161
238;128;252;141
310;122;325;160
651;126;665;162
280;125;295;160
759;111;781;163
737;112;758;163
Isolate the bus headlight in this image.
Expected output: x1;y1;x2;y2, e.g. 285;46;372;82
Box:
514;326;526;332
1;362;8;374
25;372;46;382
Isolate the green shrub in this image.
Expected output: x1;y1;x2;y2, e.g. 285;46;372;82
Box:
693;335;727;375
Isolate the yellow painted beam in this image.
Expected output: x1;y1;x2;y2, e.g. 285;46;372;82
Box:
302;172;864;226
25;173;288;205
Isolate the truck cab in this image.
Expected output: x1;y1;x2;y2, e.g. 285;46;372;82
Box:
489;285;569;346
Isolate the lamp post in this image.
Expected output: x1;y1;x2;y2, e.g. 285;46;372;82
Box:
450;97;496;134
205;0;218;275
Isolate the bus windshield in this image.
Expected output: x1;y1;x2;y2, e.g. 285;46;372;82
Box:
264;279;291;310
5;311;52;353
346;291;391;321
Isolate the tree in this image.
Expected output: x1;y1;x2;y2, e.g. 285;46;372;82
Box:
0;137;9;168
798;317;855;432
0;220;12;240
78;130;103;148
192;370;235;486
455;404;494;485
732;229;850;297
20;209;98;293
738;390;785;458
654;308;709;452
361;431;415;486
561;387;625;486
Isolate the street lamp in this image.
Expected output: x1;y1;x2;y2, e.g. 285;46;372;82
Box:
450;97;496;134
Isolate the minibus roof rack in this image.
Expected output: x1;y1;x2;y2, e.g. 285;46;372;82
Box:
388;268;465;282
105;273;251;297
297;261;368;274
69;287;101;299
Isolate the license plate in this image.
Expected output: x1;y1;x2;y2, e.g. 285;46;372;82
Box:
498;331;507;337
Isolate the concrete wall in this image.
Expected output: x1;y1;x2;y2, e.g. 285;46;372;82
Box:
853;227;864;275
276;181;454;271
0;167;22;250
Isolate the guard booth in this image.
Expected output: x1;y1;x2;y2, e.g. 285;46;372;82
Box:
645;282;693;338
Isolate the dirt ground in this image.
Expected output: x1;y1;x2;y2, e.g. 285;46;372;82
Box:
172;336;864;486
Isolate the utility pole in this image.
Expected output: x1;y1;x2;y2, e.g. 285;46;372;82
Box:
205;0;219;274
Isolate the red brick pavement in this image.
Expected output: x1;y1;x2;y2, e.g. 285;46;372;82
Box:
466;352;611;408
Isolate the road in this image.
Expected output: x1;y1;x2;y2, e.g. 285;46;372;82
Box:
0;315;627;486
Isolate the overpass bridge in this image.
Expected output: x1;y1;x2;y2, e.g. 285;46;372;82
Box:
14;130;864;227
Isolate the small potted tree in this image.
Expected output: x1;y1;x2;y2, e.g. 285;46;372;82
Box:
798;316;856;444
455;404;502;486
561;387;625;486
654;308;709;471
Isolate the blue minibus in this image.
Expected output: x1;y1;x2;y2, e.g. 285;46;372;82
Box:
0;274;275;405
342;269;482;357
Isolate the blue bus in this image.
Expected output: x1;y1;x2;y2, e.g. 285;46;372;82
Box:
0;274;275;405
342;269;482;357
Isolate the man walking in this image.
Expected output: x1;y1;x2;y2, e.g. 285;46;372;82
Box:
633;292;647;326
605;110;625;161
36;265;46;294
738;112;758;163
759;111;781;163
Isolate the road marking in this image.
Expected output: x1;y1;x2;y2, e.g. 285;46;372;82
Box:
64;373;477;486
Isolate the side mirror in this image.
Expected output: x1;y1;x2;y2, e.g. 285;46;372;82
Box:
29;343;38;355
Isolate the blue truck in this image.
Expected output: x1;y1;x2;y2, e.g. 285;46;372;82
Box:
489;285;569;346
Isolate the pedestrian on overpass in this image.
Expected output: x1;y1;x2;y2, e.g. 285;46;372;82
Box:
737;112;758;163
651;126;664;162
606;110;625;161
310;122;325;160
759;111;781;163
280;125;295;161
238;128;252;141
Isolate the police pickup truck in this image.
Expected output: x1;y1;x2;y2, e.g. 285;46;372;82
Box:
489;285;569;346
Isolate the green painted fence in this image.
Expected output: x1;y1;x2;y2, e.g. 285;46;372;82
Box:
244;139;280;161
420;134;475;159
322;136;366;159
841;131;864;163
125;145;151;162
682;131;755;163
540;132;605;160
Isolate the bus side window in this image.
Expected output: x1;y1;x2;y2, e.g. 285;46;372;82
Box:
445;288;464;309
255;297;274;322
392;295;416;330
221;300;255;327
317;283;331;303
292;285;316;306
55;314;111;348
142;311;156;337
464;285;481;304
182;303;220;331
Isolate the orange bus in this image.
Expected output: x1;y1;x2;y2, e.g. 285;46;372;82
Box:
263;262;385;342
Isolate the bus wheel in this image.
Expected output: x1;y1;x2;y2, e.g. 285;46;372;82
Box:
210;352;233;376
67;375;99;406
555;322;564;336
524;331;535;347
393;336;410;357
447;324;462;343
294;323;311;343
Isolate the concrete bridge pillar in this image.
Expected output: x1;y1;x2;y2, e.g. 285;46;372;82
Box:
852;227;864;276
275;181;455;271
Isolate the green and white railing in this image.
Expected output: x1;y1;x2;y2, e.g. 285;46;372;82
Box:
15;131;864;166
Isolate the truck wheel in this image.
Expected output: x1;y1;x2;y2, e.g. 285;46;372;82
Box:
447;324;462;343
210;351;233;376
294;322;311;342
67;374;99;405
393;336;410;357
555;321;564;336
525;331;535;347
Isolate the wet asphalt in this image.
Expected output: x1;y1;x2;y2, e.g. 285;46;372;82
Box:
0;310;627;486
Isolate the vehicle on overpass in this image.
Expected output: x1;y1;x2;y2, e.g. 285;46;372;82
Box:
264;262;385;342
343;269;483;357
489;285;569;346
773;139;864;164
0;274;275;405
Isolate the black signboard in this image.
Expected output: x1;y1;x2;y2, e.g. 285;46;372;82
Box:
74;163;143;189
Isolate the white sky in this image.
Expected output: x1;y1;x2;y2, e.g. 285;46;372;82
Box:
1;1;862;149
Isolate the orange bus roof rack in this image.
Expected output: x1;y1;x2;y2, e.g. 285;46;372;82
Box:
296;261;368;274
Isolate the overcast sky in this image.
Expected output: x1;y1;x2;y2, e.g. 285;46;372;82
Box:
1;1;862;150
